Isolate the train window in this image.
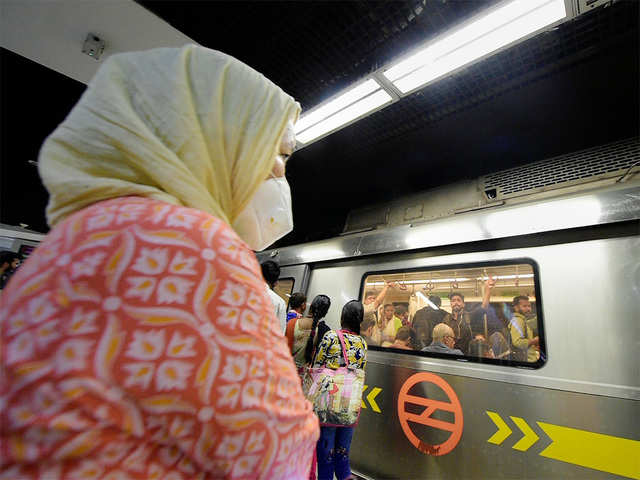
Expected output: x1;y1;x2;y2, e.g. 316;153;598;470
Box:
360;260;545;368
274;277;295;306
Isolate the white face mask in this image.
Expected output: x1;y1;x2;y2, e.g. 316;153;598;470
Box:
232;176;294;251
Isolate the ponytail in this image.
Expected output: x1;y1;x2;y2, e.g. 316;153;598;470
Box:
304;294;331;364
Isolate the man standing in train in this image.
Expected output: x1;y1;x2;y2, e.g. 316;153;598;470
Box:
444;276;496;354
509;296;539;362
444;293;473;354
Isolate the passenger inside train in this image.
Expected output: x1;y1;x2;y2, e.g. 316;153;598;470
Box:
0;250;21;290
360;262;542;363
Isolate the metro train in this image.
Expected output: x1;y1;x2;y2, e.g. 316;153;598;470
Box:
2;142;638;479
258;143;640;479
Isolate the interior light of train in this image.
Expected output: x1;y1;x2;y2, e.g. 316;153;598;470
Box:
296;89;393;144
294;79;380;135
477;274;534;280
366;278;472;286
416;291;440;309
384;0;566;94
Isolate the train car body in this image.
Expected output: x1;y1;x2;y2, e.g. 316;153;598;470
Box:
258;181;640;479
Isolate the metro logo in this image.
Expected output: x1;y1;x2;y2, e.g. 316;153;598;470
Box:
397;372;463;456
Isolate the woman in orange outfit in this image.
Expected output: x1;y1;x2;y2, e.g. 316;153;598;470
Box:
0;45;318;479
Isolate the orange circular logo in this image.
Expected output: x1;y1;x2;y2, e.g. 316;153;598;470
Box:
397;372;463;456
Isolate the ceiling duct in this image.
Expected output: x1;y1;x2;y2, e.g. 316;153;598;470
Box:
482;137;640;201
344;137;639;232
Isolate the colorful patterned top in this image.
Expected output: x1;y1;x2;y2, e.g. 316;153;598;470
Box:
0;197;319;480
313;330;367;371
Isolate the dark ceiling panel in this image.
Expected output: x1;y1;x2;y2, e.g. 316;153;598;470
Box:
140;0;493;108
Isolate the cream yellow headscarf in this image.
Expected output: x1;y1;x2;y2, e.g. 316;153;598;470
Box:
38;44;300;228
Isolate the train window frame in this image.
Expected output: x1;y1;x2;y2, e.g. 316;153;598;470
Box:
358;258;546;369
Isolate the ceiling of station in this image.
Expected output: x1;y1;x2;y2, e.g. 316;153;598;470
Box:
1;1;638;245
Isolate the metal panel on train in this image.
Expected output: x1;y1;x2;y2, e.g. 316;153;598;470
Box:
352;364;638;479
299;236;639;479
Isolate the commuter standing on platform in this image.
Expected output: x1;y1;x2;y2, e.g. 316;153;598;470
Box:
313;301;368;480
288;291;307;323
261;259;287;333
0;45;319;480
287;294;331;370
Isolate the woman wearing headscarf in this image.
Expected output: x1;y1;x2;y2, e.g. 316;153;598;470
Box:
0;45;318;479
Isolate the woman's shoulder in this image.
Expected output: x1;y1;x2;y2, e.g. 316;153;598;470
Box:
321;329;338;342
74;197;257;270
11;196;264;305
343;332;365;344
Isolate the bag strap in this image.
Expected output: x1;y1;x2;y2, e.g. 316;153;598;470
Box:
336;330;350;367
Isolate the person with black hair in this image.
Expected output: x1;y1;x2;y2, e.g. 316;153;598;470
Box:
443;292;473;354
469;337;495;358
412;295;446;349
313;300;367;480
388;326;414;350
509;295;539;362
261;260;287;333
395;304;410;326
362;281;397;328
286;294;331;369
0;251;21;290
287;291;307;323
303;294;332;365
360;316;378;346
443;277;496;354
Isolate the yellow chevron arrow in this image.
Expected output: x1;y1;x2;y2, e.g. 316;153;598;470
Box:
366;387;382;413
486;411;512;445
361;385;368;409
511;416;539;451
538;422;640;480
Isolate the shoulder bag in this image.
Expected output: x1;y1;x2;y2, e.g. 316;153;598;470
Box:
302;330;365;427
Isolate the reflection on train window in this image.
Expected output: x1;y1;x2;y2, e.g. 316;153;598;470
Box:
274;277;294;306
360;261;544;367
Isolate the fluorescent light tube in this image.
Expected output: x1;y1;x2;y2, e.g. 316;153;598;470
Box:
294;78;380;135
416;291;440;310
297;89;393;144
366;278;471;286
477;274;534;280
385;0;549;82
386;0;566;93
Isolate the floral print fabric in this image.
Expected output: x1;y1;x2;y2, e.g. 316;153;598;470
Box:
0;197;318;479
312;331;367;371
